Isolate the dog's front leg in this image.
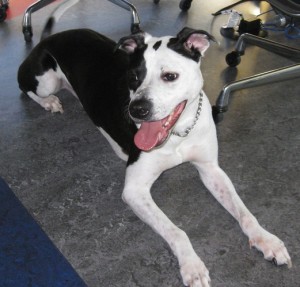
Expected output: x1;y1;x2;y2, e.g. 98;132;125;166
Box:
123;154;211;287
193;161;292;268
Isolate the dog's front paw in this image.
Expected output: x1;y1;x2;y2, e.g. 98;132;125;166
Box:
249;229;292;268
41;95;63;113
180;256;211;287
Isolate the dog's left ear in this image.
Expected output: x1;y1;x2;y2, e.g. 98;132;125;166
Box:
168;27;216;62
115;31;146;54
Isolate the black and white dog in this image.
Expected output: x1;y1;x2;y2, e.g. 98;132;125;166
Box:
18;26;291;286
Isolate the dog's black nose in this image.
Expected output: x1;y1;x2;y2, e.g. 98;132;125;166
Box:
129;99;152;120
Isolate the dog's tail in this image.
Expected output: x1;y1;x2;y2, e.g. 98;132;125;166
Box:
40;0;80;40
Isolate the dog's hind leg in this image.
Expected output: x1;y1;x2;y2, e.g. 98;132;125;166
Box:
27;68;64;114
193;160;292;268
123;152;211;287
18;50;66;113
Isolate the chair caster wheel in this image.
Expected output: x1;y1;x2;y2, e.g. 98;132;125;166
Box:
226;51;241;67
212;106;224;124
153;0;160;3
23;27;33;42
179;0;192;11
0;6;7;22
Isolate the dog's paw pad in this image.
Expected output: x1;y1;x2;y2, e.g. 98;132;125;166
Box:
249;231;292;268
42;95;63;113
180;257;211;287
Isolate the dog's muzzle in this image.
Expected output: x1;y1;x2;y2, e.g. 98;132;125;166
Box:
129;99;187;152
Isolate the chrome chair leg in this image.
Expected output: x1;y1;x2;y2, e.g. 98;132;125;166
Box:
0;0;9;22
212;33;300;122
22;0;56;42
108;0;141;33
22;0;141;42
214;63;300;115
226;33;300;67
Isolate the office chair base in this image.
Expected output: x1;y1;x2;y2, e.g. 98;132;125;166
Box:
213;32;300;121
232;33;300;63
213;63;300;120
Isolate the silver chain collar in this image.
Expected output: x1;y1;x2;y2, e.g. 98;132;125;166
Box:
171;92;203;137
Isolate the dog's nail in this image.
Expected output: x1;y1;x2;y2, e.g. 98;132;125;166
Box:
272;257;278;266
287;259;292;269
249;240;253;249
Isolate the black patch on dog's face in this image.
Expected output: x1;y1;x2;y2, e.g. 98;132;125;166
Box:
153;40;162;51
167;37;201;62
127;45;148;92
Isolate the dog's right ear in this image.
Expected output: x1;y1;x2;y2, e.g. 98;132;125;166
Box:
168;27;216;62
115;32;146;54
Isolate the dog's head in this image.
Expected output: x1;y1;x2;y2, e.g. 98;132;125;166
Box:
117;27;215;151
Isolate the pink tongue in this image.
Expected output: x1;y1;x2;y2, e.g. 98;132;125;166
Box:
134;120;168;151
133;101;187;151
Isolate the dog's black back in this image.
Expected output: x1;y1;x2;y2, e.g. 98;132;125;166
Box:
18;29;140;163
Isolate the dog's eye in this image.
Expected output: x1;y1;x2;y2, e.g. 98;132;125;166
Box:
127;71;140;90
128;71;138;83
161;72;179;82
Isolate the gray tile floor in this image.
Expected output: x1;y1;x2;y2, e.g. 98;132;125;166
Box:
1;0;299;286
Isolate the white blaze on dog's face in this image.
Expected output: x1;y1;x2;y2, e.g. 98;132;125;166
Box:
141;35;202;119
118;27;214;151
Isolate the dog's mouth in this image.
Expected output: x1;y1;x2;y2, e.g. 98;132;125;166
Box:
134;101;187;151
